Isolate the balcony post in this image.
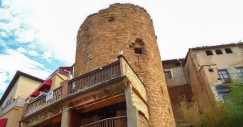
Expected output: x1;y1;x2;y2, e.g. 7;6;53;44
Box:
61;103;71;127
61;80;69;98
118;55;126;76
21;102;28;118
125;83;139;127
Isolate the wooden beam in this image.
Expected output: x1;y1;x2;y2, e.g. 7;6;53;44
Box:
77;94;125;113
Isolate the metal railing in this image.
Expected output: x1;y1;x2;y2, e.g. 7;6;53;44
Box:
0;98;25;116
68;61;121;94
81;116;127;127
25;86;62;116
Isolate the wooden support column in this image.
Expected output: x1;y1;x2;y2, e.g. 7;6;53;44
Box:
125;83;139;127
61;103;71;127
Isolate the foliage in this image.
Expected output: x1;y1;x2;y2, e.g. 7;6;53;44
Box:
179;100;229;127
224;81;243;126
179;80;243;127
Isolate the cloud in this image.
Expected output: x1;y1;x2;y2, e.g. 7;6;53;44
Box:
0;49;51;97
28;50;39;56
17;47;40;56
0;49;49;76
0;72;9;96
0;0;76;97
17;47;27;53
14;28;37;43
0;0;75;65
0;31;8;37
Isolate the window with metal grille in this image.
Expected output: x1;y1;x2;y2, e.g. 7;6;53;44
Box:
218;70;231;84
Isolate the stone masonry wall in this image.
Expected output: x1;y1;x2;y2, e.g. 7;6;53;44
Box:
75;3;176;127
139;114;150;127
164;66;188;86
168;84;193;120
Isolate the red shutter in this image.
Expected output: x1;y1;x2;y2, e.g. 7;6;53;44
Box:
0;118;8;127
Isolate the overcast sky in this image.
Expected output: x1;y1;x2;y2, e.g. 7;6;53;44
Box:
0;0;243;97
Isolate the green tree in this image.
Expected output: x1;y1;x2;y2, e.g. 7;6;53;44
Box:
224;81;243;126
179;100;229;127
179;80;243;127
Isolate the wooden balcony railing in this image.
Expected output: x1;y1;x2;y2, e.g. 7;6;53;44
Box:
24;60;121;117
68;61;121;94
81;116;127;127
25;86;62;116
23;55;145;119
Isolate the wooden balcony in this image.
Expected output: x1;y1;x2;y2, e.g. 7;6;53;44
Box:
68;60;121;95
25;86;62;116
24;57;122;117
81;116;127;127
22;55;146;123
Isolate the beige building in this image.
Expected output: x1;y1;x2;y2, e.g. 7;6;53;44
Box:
162;59;193;122
185;42;243;103
163;42;243;118
0;71;43;127
163;59;188;87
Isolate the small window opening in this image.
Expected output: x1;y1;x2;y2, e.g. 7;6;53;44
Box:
108;16;115;22
134;47;143;54
164;71;172;78
135;38;144;45
175;62;181;66
225;48;233;54
206;50;213;56
215;49;223;55
208;68;214;72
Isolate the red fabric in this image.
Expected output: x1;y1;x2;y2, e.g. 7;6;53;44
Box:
0;118;8;127
58;66;72;76
59;67;71;71
37;79;52;92
30;90;40;97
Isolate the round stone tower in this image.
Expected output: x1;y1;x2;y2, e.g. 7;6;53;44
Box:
75;3;176;127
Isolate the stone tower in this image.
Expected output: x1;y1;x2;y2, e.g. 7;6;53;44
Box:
75;3;176;127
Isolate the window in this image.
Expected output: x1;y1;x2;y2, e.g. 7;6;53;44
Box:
215;49;223;55
108;16;115;22
164;71;172;78
212;85;230;102
206;50;213;56
225;48;233;54
218;70;231;83
175;62;181;66
236;67;243;79
208;68;214;72
134;47;143;54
